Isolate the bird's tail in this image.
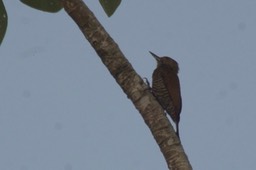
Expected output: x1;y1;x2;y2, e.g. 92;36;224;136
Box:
176;123;180;139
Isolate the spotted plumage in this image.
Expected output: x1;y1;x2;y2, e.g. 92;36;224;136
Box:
150;51;182;138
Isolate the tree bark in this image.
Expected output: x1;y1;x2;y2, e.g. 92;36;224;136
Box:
61;0;192;169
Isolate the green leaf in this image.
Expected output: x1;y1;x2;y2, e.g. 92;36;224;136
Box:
20;0;63;13
0;0;7;45
99;0;121;17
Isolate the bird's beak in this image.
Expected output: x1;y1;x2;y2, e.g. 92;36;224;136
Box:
149;51;160;62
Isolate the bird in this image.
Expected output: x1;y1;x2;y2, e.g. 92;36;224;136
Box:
149;51;182;138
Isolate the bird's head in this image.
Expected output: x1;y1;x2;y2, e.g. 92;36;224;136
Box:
149;51;179;73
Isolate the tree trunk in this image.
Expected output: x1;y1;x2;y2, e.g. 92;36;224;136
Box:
61;0;192;169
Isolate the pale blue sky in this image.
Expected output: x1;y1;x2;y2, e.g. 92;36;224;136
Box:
1;1;256;170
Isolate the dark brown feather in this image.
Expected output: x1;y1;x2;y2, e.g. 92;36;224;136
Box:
150;52;182;138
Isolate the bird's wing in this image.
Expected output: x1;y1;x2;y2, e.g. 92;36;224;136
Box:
160;66;182;115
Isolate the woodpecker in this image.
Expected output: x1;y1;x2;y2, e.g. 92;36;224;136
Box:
150;51;182;138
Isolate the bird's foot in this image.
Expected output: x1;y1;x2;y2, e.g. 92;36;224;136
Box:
143;77;152;92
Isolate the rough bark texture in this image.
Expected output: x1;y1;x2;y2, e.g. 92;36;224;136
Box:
61;0;192;169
